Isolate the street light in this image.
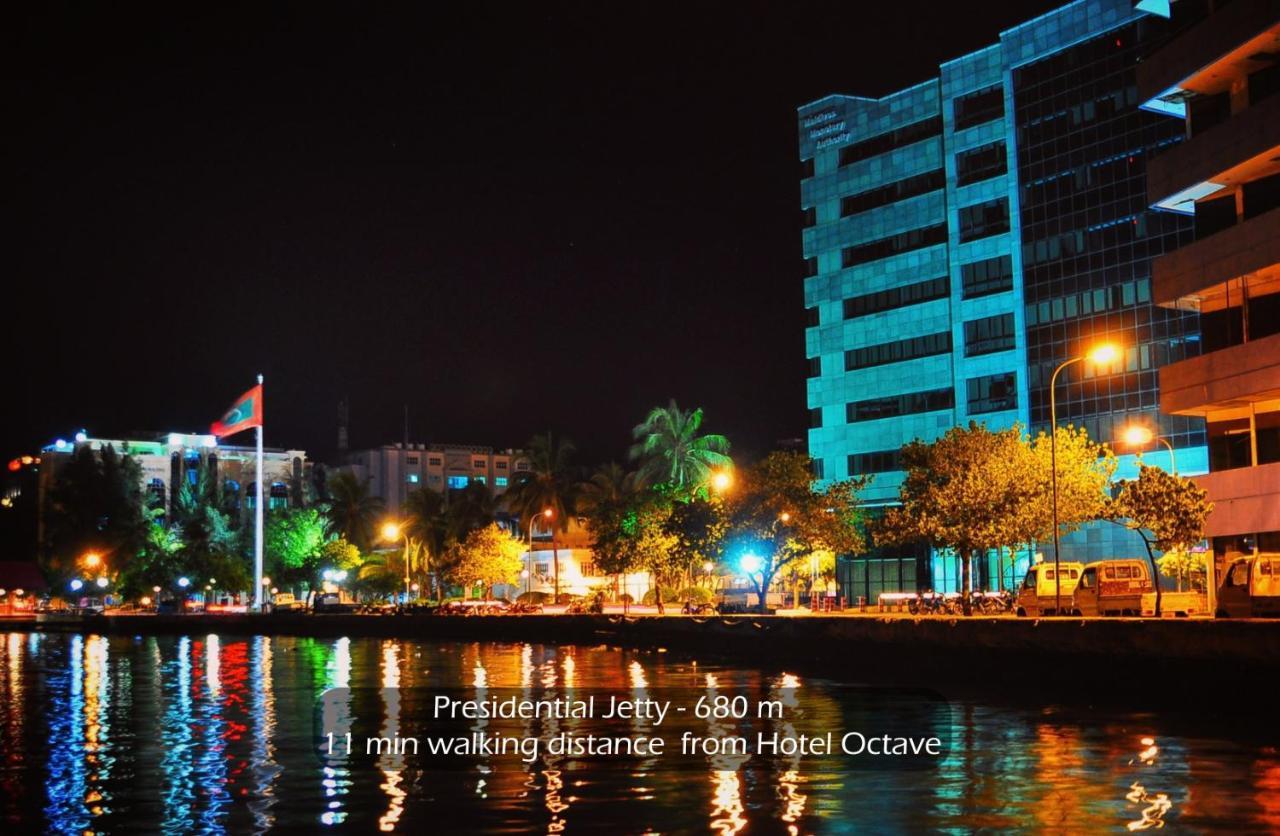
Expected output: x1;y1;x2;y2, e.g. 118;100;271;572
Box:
711;471;733;494
96;577;108;589
177;577;190;588
1048;342;1119;614
1119;424;1178;476
381;520;411;603
528;508;556;602
70;579;84;592
83;552;102;569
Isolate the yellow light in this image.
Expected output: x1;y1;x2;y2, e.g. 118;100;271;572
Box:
1087;343;1119;365
140;596;151;606
83;552;102;568
261;576;272;586
1122;425;1154;447
779;512;792;523
381;521;401;541
711;471;733;493
543;508;554;519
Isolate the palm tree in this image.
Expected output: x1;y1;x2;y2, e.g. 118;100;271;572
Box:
402;487;449;601
629;400;732;492
446;482;497;544
503;432;577;602
577;462;640;607
324;471;384;553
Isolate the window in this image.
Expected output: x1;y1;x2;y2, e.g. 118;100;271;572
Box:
847;387;953;422
958;198;1009;242
811;458;825;479
842;224;947;268
407;473;420;484
516;461;531;471
803;256;818;277
838;116;942;167
807;356;822;378
963;314;1016;356
843;276;948;319
966;372;1018;414
428;457;442;466
447;475;469;490
268;481;289;511
960;255;1013;298
473;459;485;469
406;455;419;465
844;332;951;371
495;476;508;487
473;476;486;485
429;474;441;484
848;450;902;474
953;85;1004;130
955;141;1007;186
800;157;815;179
805;306;820;327
809;407;823;429
840;169;945;217
802;206;816;228
496;461;508;470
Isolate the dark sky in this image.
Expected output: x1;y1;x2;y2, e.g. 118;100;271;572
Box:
7;1;1059;467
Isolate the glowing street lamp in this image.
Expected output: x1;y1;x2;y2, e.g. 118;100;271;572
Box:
1048;342;1120;613
1119;424;1178;476
95;577;109;589
740;553;763;574
70;579;84;592
711;471;733;494
83;552;102;569
177;577;191;589
381;520;411;602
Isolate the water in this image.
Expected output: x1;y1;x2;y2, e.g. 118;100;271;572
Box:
1;631;1277;833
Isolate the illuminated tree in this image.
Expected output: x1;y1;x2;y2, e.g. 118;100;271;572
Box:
445;523;524;598
878;424;1031;615
1023;424;1117;544
629;400;732;492
725;451;866;613
1156;549;1207;592
323;471;384;552
1112;464;1212;615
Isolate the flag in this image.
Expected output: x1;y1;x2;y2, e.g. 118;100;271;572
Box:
211;384;263;438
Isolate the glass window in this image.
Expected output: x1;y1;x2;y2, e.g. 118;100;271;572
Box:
955;141;1007;186
843;225;947;267
845;332;951;371
495;476;508;487
966;372;1018;414
407;474;419;484
963;314;1016;356
428;457;442;466
808;356;822;378
847;387;954;423
840;170;945;217
406;455;419;465
953;85;1004;130
447;475;469;490
838;116;942;167
848;449;902;474
843;276;948;319
958;198;1010;242
960;255;1013;298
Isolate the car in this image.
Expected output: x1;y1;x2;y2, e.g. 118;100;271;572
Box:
75;597;105;616
312;593;359;614
269;593;302;613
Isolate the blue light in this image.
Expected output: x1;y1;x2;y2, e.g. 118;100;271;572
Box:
54;438;67;450
495;477;508;487
177;576;190;588
740;553;763;574
74;431;87;443
407;473;419;484
69;579;84;591
447;475;469;490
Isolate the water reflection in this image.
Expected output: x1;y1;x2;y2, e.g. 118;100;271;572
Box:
2;632;1278;832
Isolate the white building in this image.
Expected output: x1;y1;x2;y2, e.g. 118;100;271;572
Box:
343;442;530;509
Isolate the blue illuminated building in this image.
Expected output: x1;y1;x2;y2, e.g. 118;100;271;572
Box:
800;0;1210;600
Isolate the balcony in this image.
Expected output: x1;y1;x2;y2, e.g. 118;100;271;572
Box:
1147;90;1280;212
1194;459;1280;539
1138;0;1280;115
1160;331;1280;416
1152;206;1280;306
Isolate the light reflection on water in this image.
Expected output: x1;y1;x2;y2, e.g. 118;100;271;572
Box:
0;632;1277;833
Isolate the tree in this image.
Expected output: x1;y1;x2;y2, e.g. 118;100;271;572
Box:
403;487;449;601
445;523;524;598
1112;464;1212;616
629;400;732;492
264;507;329;594
43;444;149;584
1024;424;1117;547
665;494;727;589
323;471;385;553
725;451;866;613
878;424;1032;615
577;463;641;601
1156;549;1207;592
447;481;498;543
503;432;577;601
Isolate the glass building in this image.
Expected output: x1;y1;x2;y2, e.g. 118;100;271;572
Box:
799;0;1210;602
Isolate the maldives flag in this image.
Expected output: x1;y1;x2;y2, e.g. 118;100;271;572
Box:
211;384;263;437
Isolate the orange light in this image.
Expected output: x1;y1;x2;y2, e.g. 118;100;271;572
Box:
779;512;792;523
1087;343;1119;365
381;521;401;541
711;471;733;493
83;552;102;569
542;508;554;519
6;460;19;472
1121;425;1154;447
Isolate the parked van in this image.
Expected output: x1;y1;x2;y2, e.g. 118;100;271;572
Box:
1071;559;1153;616
269;592;302;613
1216;554;1280;618
1015;562;1083;616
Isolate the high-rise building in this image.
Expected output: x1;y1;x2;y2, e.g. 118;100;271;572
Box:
1138;0;1280;592
799;0;1212;602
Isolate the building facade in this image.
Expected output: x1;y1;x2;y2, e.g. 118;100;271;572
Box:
343;442;530;510
1139;0;1280;587
800;0;1213;602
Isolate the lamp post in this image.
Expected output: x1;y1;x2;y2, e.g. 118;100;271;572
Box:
1120;424;1178;475
1048;343;1118;614
381;521;409;604
527;508;555;603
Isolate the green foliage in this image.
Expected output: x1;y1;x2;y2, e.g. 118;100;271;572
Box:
323;471;385;552
43;444;149;583
676;586;713;605
265;507;328;572
447;481;497;542
1025;425;1118;542
1113;464;1212;609
503;432;578;536
1156;549;1207;591
629;400;732;492
725;451;866;612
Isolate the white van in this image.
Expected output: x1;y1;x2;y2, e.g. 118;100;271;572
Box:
1015;562;1083;616
1217;554;1280;618
1071;559;1153;617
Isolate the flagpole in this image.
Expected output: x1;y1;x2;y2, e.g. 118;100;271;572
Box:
254;373;265;611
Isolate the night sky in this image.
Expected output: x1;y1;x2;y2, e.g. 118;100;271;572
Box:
8;1;1059;467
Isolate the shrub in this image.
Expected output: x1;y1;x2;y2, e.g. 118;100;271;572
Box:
676;586;713;605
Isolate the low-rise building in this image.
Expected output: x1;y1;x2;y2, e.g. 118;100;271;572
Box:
343;442;530;509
